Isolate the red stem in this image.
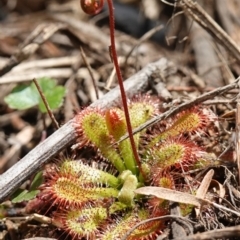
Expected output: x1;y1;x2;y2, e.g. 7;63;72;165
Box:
106;0;144;178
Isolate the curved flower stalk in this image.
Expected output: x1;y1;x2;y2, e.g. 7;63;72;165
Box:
80;0;145;177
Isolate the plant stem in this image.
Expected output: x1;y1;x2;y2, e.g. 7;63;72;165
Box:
33;78;59;129
106;0;144;178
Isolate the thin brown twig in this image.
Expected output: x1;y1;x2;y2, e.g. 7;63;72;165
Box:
204;99;236;105
33;79;59;129
118;77;240;143
165;10;184;45
79;47;99;100
167;86;198;92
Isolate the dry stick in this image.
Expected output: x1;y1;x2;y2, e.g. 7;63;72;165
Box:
179;0;240;63
0;58;166;203
195;169;214;217
33;79;59;129
119;77;240;143
174;224;240;240
0;120;75;202
79;47;99;100
12;56;80;72
0;68;75;84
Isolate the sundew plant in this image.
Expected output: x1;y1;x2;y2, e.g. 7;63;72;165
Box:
30;1;218;239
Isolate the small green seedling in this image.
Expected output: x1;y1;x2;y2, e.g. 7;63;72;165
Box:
11;171;43;204
4;77;66;113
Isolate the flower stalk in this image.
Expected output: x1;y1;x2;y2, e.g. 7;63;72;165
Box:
105;0;144;177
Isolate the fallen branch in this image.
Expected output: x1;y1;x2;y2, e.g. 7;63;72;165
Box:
175;224;240;240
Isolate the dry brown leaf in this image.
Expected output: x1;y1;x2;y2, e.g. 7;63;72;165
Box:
135;186;206;208
196;169;214;199
195;169;214;217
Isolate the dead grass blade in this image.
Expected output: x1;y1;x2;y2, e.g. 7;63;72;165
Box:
196;169;214;199
195;169;214;216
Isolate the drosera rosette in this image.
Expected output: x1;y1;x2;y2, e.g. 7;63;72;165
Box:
34;96;220;239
